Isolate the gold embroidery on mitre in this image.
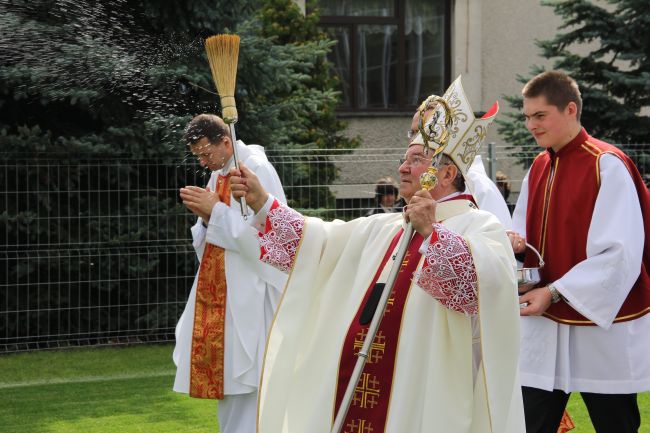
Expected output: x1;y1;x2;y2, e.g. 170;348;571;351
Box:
457;124;488;165
442;85;469;140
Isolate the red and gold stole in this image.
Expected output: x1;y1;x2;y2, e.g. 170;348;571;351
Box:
189;174;231;399
334;230;424;432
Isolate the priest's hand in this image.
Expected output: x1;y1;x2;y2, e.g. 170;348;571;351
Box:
519;286;552;316
507;231;526;254
230;163;269;213
404;189;437;238
180;186;219;222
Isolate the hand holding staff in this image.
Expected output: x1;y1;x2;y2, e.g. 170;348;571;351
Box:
230;164;269;214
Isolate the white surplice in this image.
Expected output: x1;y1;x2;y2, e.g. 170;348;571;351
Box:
465;155;513;229
256;199;525;433
513;153;650;393
173;140;287;399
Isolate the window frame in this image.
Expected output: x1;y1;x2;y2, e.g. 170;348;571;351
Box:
315;0;452;113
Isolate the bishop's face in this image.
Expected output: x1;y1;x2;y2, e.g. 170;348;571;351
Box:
398;144;432;202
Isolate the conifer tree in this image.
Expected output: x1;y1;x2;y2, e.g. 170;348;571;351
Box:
0;0;354;348
498;0;650;170
252;0;360;210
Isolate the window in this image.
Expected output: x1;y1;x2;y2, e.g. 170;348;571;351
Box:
315;0;451;112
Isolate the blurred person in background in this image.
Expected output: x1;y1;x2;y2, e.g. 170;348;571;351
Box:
366;177;400;216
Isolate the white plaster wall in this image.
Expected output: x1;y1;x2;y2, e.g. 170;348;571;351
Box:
478;0;562;196
333;116;411;199
480;0;560;111
451;0;484;109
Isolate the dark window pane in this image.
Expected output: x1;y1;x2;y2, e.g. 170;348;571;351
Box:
315;0;395;16
317;0;449;111
324;26;352;108
357;24;397;109
405;0;446;104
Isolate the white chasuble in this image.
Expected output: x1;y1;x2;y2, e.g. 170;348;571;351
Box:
257;201;524;433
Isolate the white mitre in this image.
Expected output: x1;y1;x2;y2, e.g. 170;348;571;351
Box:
411;76;499;177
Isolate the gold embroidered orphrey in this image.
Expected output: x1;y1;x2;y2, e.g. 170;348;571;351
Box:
189;175;231;399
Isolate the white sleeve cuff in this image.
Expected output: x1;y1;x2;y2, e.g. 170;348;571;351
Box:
419;232;433;255
251;194;275;232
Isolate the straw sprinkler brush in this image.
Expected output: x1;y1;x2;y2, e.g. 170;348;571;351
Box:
205;34;248;218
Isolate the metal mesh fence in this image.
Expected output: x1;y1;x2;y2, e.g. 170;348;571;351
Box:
1;143;648;352
1;156;204;352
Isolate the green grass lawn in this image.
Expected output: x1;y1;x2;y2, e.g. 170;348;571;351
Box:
0;344;647;432
0;345;216;433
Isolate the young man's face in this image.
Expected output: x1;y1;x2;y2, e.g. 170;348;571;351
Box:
190;136;232;171
523;95;578;151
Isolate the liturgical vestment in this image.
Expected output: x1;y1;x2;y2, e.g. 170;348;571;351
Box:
173;141;287;398
252;195;525;433
513;130;650;394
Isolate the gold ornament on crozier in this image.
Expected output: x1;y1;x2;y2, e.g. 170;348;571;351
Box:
416;96;454;192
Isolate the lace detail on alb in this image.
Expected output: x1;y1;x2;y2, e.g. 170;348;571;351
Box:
415;223;478;315
259;200;304;273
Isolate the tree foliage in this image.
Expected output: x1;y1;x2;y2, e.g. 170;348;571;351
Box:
498;0;650;168
253;0;361;208
0;0;354;349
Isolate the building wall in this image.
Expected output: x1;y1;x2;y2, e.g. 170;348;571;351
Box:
335;0;564;203
334;116;410;200
479;0;561;195
480;0;560;113
291;0;571;203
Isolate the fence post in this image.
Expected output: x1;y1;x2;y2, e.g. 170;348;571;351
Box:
487;142;496;182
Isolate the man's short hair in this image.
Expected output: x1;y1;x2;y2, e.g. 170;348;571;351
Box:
184;114;230;146
522;71;582;121
440;154;465;192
